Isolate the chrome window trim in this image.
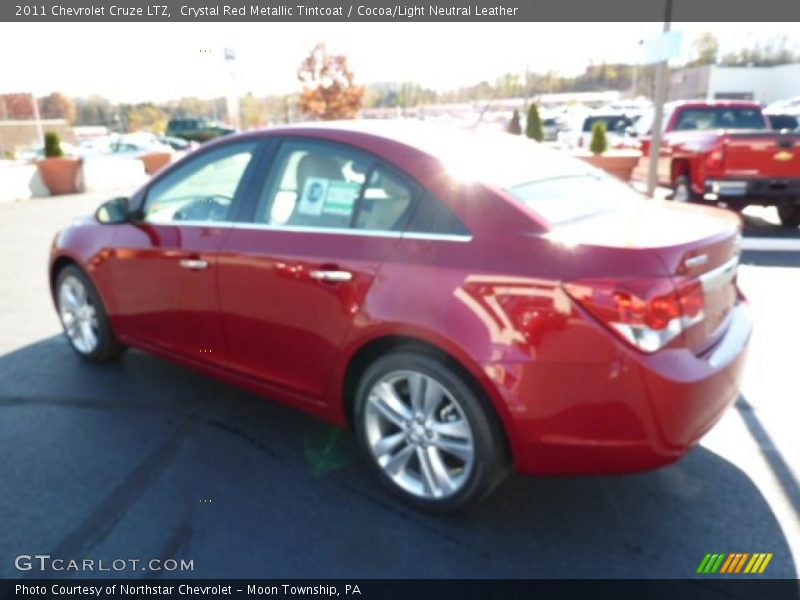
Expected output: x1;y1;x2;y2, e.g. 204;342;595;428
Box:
141;219;473;243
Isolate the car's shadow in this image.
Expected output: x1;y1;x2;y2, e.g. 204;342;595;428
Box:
0;336;796;580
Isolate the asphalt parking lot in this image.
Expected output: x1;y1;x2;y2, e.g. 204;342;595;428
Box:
0;190;798;579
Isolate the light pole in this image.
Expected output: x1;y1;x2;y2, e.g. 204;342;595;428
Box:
646;0;673;198
224;47;240;130
30;93;44;148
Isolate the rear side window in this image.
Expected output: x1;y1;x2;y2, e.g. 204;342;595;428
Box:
406;192;470;236
255;141;369;230
354;167;414;232
768;114;799;131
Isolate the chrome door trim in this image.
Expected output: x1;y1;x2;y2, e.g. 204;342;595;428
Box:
144;219;473;243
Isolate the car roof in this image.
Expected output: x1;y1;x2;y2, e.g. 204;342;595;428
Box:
245;119;529;163
667;99;763;110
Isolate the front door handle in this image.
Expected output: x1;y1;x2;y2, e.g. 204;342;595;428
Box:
309;269;352;282
179;258;209;270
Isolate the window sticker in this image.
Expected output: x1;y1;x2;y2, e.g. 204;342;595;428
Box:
323;181;361;216
297;177;329;216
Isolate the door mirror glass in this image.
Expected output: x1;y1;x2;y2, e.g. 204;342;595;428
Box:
95;197;129;224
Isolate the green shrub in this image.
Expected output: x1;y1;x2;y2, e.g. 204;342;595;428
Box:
589;121;608;155
44;132;64;158
1;149;15;160
506;109;522;135
525;103;544;142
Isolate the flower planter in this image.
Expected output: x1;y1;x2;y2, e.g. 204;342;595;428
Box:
139;151;174;175
574;150;642;182
36;157;81;195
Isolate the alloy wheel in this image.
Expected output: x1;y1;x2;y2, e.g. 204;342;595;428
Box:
58;275;99;354
363;370;475;500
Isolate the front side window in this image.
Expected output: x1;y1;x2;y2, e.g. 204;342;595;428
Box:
143;142;256;224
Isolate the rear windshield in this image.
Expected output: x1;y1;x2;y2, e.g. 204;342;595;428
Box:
582;115;633;133
430;129;642;226
507;173;641;225
674;107;766;131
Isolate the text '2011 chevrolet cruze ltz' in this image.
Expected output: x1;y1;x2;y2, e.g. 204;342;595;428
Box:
50;122;751;512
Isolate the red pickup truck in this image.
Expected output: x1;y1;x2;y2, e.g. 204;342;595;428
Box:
632;100;800;228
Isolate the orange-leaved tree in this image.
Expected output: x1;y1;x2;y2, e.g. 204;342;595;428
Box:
297;43;364;120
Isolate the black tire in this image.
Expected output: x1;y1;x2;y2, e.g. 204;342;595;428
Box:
55;265;127;363
778;203;800;229
353;351;509;513
671;175;698;203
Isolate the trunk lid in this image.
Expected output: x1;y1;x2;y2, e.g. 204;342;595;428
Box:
550;201;741;355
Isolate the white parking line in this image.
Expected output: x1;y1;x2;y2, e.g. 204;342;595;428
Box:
741;237;800;252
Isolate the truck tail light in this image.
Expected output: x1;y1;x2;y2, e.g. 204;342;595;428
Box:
706;145;726;170
563;277;705;353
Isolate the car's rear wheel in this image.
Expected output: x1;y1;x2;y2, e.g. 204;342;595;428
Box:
672;175;697;202
354;351;509;512
778;202;800;228
56;265;126;362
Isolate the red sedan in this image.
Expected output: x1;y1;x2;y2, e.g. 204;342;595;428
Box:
49;122;751;511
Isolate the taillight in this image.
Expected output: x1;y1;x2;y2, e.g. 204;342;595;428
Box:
564;278;705;353
706;145;726;170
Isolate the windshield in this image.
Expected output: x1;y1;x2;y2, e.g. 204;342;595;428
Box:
582;115;632;133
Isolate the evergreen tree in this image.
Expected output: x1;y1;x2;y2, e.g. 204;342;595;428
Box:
507;109;522;135
525;103;544;141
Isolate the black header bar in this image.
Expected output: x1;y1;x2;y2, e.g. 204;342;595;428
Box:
3;0;800;22
3;579;800;600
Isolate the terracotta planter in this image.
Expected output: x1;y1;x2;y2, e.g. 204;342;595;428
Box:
574;150;642;182
139;152;173;175
36;157;81;195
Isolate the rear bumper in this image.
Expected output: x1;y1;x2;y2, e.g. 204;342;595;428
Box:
702;178;800;206
484;302;752;475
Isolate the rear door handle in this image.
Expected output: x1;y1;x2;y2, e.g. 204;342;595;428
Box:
309;269;352;282
179;259;209;270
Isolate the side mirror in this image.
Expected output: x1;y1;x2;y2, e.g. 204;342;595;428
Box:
95;197;130;225
626;126;639;138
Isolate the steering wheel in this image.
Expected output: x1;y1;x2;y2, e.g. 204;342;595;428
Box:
173;194;233;222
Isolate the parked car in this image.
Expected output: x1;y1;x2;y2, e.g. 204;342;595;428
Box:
633;100;800;228
157;135;197;151
49;123;751;511
108;133;173;156
166;117;236;143
557;112;636;149
541;117;560;141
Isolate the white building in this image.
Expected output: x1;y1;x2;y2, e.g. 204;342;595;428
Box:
669;63;800;105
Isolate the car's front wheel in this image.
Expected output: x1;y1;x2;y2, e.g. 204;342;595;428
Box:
55;265;126;362
354;351;509;512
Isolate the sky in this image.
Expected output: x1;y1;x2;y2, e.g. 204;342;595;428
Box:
0;22;797;102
